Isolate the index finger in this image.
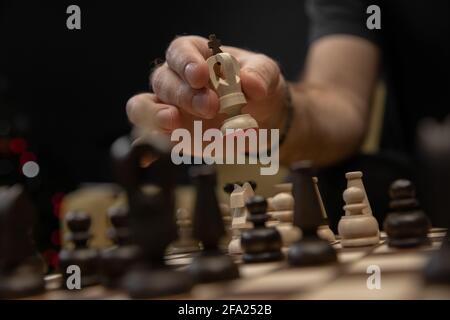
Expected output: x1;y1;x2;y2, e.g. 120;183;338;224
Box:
165;35;211;89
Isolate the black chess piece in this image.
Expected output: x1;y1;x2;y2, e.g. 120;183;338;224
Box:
59;211;100;288
383;179;431;248
416;118;450;284
424;234;450;285
288;161;337;266
241;195;283;263
0;185;45;298
188;165;239;283
111;135;193;298
100;205;140;288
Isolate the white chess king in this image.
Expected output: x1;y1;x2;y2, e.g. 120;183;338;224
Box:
207;34;258;134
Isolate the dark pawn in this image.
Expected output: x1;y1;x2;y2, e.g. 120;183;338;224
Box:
59;211;99;287
189;165;239;283
100;206;140;288
383;179;431;248
0;185;45;298
288;161;337;267
241;196;283;263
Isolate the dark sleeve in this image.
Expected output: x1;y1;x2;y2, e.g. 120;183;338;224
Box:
306;0;381;45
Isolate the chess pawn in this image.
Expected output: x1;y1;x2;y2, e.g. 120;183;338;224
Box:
100;206;140;288
59;211;100;287
207;51;258;134
383;179;430;248
338;187;380;247
241;196;283;263
345;171;372;215
269;187;301;246
171;208;201;253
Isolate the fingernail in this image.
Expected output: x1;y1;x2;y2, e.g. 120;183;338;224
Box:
192;92;210;117
185;63;198;86
155;109;173;130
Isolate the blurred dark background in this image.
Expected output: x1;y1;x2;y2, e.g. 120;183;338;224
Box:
0;1;308;267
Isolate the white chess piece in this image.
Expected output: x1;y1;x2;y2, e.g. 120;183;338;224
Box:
206;52;258;134
312;177;336;242
228;182;254;255
345;171;373;216
338;187;380;247
268;183;301;246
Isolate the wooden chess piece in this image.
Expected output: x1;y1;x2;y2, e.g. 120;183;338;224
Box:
219;203;233;250
424;234;450;285
227;182;255;255
0;185;45;298
267;183;301;246
100;205;140;288
312;177;336;242
59;211;100;287
383;179;430;248
416;118;450;284
171;208;201;254
338;187;380;247
288;161;337;266
345;171;373;215
188;165;239;283
111;135;193;298
207;34;258;134
241;196;283;263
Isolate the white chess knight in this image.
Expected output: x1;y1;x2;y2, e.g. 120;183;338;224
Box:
338;186;380;247
228;182;255;255
206;51;258;134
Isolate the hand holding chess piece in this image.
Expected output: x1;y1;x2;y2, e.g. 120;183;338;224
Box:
126;35;288;144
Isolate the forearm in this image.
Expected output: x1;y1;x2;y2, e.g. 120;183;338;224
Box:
279;82;369;167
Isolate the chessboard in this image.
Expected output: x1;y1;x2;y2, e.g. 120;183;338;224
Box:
26;228;449;300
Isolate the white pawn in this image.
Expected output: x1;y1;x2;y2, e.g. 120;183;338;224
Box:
338;187;380;247
267;183;301;246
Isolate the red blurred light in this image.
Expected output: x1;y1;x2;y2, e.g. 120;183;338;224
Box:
53;202;62;218
51;192;65;206
42;249;59;269
19;151;37;165
51;230;61;246
9;138;27;154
